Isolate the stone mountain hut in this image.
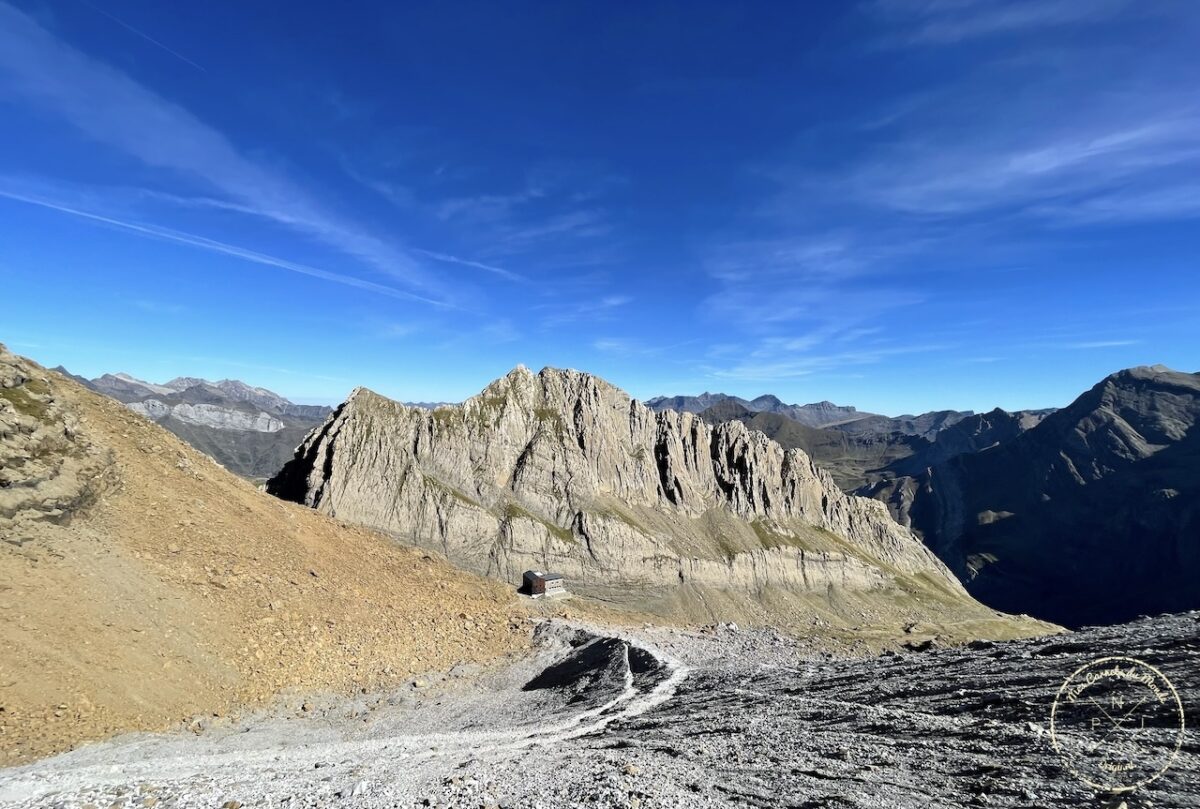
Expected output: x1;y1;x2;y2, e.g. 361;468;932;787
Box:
521;570;566;598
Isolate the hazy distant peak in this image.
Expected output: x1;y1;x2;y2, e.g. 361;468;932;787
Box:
647;391;872;428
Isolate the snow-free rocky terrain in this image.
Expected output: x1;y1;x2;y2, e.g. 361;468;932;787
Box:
266;365;1031;634
3;613;1197;809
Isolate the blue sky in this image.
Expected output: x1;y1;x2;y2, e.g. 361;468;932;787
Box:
1;0;1197;413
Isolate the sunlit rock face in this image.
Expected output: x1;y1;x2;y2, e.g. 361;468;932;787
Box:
269;365;977;623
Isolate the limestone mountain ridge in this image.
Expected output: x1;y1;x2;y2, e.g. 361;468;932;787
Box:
268;365;1020;628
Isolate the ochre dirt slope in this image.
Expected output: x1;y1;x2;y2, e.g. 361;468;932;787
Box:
0;345;526;766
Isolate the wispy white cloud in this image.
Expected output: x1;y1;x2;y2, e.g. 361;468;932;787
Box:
433;318;520;350
705;237;869;285
432;163;618;263
412;248;527;283
694;232;933;382
705;343;947;381
1029;184;1200;226
489;209;612;255
374;322;421;339
592;338;637;354
591;336;699;357
844;117;1200;218
869;0;1133;45
0;2;444;298
131;299;187;316
1059;339;1142;350
435;188;545;224
768;1;1200;231
336;154;417;209
0;189;451;307
703;247;924;332
536;293;632;329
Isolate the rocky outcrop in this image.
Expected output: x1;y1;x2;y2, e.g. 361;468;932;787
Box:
861;366;1200;627
269;366;979;621
0;345;117;537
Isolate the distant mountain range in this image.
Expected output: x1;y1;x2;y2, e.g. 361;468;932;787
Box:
645;392;876;428
645;391;975;437
57;369;331;481
56;361;1200;629
701;401;1055;491
858;365;1200;628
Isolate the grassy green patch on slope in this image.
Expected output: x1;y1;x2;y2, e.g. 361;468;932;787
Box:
502;502;576;543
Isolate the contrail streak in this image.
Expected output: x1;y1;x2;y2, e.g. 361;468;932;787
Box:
413;248;528;283
0;189;453;309
77;0;205;72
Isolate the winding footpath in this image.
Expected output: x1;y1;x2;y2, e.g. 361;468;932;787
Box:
0;627;690;808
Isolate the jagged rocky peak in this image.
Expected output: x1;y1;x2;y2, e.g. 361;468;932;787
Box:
268;365;998;626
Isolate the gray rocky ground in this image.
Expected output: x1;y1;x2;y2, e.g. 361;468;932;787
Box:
2;613;1196;809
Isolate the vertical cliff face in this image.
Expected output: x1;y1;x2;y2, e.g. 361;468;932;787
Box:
269;366;978;621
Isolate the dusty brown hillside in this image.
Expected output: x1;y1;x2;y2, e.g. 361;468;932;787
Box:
0;345;527;766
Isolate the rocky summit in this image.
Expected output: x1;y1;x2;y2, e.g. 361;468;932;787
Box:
268;365;1037;632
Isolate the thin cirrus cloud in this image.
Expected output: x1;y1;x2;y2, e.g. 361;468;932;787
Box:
773;3;1200;227
706;343;948;382
0;189;451;308
411;249;527;284
696;233;931;381
131;299;187;316
846;118;1200;219
1059;339;1142;350
593;336;699;357
693;1;1199;394
534;293;631;329
0;2;444;300
868;0;1133;45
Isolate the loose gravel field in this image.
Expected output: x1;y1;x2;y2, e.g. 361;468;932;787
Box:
2;614;1197;809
